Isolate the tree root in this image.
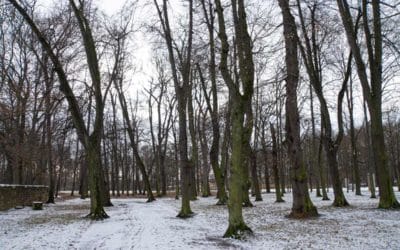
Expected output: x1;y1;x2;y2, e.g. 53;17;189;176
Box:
216;196;228;206
288;210;319;219
146;196;156;203
378;198;400;209
223;223;253;239
242;201;253;208
85;210;109;220
177;211;194;219
332;197;350;207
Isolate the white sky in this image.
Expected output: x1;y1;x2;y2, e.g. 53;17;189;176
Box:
98;0;127;15
38;0;127;15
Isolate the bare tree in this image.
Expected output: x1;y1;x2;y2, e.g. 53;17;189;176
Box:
214;0;255;238
105;12;156;201
153;0;195;217
296;0;352;207
146;60;173;197
336;0;400;208
278;0;318;218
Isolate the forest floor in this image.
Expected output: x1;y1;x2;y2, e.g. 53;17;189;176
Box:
1;188;400;249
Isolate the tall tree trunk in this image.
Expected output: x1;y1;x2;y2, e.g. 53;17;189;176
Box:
148;88;161;197
251;78;262;200
81;94;93;200
278;0;318;218
318;131;329;200
86;136;108;219
36;52;54;201
55;135;67;199
250;148;262;201
309;83;321;197
215;0;254;238
199;115;211;197
45;75;55;204
346;77;362;195
270;123;284;202
188;91;198;200
364;100;376;198
154;0;194;217
79;160;89;198
172;123;180;200
71;139;79;196
177;94;193;216
45;116;55;203
261;126;271;193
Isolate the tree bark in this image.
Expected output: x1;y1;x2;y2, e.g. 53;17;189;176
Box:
270;123;284;202
317;130;329;200
215;0;254;238
250;148;262;201
278;0;318;218
188;89;198;200
346;77;362;195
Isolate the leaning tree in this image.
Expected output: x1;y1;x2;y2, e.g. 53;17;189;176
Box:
8;0;110;219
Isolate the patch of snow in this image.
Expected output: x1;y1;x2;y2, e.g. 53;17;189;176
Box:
0;184;48;188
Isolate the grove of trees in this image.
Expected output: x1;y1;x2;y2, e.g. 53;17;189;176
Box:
1;0;400;239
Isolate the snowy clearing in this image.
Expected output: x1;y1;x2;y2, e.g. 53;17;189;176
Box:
1;189;400;250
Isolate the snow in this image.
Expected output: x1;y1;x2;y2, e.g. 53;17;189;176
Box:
1;188;400;249
0;184;47;188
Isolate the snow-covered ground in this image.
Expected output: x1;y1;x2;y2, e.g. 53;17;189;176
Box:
1;188;400;250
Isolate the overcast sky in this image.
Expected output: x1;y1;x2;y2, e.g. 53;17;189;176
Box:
37;0;126;15
98;0;127;15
